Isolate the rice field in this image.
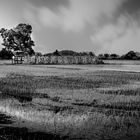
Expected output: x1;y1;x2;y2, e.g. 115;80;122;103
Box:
0;60;140;139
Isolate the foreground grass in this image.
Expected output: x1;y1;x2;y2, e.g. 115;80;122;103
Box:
0;71;140;139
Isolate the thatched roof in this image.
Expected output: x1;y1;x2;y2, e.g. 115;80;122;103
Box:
13;51;25;57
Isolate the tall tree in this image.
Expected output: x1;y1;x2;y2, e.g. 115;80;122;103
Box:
0;23;35;55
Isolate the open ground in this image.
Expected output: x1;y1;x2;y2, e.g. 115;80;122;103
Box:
0;60;140;140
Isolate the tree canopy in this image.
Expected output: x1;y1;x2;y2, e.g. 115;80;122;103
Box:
0;48;13;59
0;23;35;55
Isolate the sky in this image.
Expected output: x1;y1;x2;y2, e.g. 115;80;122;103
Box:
0;0;140;55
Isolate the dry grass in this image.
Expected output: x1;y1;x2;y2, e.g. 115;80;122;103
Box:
0;70;140;139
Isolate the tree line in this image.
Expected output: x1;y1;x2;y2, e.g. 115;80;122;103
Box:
34;50;140;60
98;51;140;60
1;48;140;61
44;50;95;57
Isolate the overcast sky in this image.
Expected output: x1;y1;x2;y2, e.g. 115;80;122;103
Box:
0;0;140;54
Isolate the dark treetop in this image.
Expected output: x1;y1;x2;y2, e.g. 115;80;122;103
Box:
0;23;35;55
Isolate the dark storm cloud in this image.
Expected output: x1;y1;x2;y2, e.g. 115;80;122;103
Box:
90;0;140;54
121;0;140;15
1;0;140;54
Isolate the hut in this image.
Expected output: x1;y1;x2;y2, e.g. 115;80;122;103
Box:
12;51;25;64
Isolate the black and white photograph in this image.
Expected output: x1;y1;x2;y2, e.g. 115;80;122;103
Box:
0;0;140;139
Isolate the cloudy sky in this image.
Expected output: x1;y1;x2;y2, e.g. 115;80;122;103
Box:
0;0;140;54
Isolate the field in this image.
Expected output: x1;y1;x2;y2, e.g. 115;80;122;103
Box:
0;60;140;140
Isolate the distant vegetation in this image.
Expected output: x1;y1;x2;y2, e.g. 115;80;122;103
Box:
1;48;140;61
40;50;140;61
44;50;95;57
98;51;140;60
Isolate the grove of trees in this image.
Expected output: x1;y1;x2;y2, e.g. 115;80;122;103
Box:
0;23;35;56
